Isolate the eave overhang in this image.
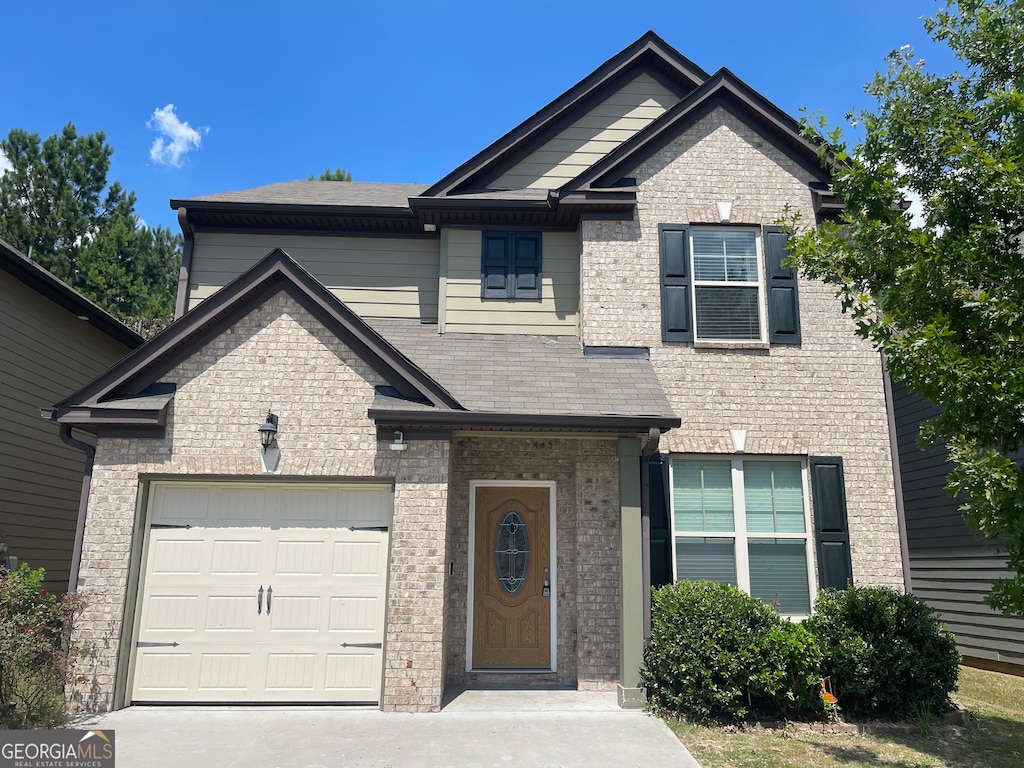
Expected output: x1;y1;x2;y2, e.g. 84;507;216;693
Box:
172;191;638;234
0;238;144;349
422;31;709;198
368;407;681;433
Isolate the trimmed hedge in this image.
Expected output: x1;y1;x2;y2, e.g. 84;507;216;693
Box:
640;580;822;720
641;581;960;721
805;586;960;717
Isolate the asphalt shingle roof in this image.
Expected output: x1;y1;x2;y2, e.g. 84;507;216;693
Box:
180;181;429;208
367;319;674;419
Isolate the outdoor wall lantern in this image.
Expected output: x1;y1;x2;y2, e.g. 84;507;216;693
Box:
389;430;408;451
259;410;279;453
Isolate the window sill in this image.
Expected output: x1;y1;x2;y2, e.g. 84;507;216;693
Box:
693;340;770;351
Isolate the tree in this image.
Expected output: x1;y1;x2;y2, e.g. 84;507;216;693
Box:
0;124;180;331
785;0;1024;613
308;168;352;181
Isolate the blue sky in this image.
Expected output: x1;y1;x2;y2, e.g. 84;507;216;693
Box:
2;1;957;233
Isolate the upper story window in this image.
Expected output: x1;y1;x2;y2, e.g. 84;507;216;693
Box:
481;231;542;299
659;224;800;344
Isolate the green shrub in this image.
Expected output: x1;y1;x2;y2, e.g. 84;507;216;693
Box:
0;564;84;728
804;586;959;717
640;580;822;721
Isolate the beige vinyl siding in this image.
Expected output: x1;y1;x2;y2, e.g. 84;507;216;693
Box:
492;73;680;189
187;234;440;321
0;271;134;591
443;229;579;335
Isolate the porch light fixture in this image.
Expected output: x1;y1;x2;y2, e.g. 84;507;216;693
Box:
717;201;733;222
389;430;408;451
258;411;279;453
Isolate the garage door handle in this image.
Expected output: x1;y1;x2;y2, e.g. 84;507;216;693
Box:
340;642;383;649
266;585;272;615
257;585;264;615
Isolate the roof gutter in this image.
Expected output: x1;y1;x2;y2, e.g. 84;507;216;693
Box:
368;408;680;432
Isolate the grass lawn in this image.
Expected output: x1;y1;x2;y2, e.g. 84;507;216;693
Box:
667;666;1024;768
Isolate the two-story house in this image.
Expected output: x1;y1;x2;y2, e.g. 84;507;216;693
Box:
50;32;905;713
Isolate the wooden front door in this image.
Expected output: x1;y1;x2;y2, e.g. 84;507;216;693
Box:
472;485;551;669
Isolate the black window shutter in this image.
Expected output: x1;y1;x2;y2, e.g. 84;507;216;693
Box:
648;453;674;588
512;233;542;299
481;233;510;298
660;224;692;341
809;456;853;589
764;226;801;344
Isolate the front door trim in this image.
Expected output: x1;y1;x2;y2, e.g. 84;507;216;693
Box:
466;480;557;673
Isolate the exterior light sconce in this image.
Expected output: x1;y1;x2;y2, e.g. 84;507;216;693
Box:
258;411;279;453
389;430;408;451
717;201;733;223
729;429;747;453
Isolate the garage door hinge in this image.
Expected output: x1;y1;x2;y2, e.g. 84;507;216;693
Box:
136;641;180;648
340;642;383;649
151;523;192;529
347;526;388;532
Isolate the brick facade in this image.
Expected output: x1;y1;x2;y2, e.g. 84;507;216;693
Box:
71;294;451;712
445;436;621;690
581;107;904;589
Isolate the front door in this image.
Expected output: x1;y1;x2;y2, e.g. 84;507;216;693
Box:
471;485;551;669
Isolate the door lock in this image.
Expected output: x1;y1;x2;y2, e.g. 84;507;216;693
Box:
542;579;550;597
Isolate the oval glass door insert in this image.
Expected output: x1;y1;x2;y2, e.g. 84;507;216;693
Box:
495;510;529;595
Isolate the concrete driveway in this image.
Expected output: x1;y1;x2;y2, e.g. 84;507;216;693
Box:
70;689;701;768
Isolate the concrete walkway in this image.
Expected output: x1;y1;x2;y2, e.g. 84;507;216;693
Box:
70;689;701;768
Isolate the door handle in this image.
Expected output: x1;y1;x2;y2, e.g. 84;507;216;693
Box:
266;585;273;615
257;585;264;615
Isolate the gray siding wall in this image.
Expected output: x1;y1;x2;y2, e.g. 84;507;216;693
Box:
893;379;1024;669
0;271;133;590
187;233;440;321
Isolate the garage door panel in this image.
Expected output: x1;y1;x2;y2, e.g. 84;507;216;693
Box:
328;595;382;633
132;482;390;704
325;652;380;694
274;540;326;575
134;652;193;693
143;595;199;632
198;653;252;693
210;539;261;575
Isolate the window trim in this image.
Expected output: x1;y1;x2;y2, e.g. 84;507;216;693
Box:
480;230;543;300
668;454;817;619
689;226;767;344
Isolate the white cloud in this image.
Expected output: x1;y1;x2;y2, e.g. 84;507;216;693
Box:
147;104;208;168
903;186;926;228
0;150;11;175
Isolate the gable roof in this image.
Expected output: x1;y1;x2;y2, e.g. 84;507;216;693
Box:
170;32;834;232
422;31;708;198
0;237;144;349
563;67;830;193
49;248;462;427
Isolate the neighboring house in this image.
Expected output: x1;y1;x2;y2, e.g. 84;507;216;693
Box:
0;238;143;592
892;380;1024;674
49;32;905;713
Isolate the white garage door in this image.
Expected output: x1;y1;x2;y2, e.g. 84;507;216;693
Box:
130;482;391;704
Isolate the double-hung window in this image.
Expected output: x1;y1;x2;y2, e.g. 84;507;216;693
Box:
671;456;814;617
660;224;800;344
481;231;542;299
